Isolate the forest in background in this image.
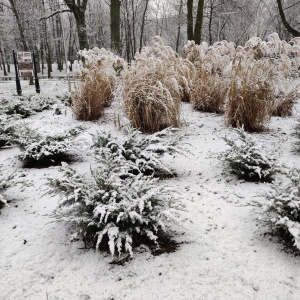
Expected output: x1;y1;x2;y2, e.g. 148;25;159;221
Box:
0;0;299;77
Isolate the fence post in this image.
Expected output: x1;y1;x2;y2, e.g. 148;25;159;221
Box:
32;51;40;93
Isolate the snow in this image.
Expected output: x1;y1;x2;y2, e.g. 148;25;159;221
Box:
1;80;300;300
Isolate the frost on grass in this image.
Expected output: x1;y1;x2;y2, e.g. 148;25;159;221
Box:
221;128;280;182
259;169;300;250
91;125;188;178
47;155;180;258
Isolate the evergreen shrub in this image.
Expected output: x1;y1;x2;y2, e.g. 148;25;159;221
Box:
11;125;82;167
0;116;15;148
259;169;300;250
92;126;187;178
294;120;300;153
0;167;15;209
221;128;280;182
47;157;179;257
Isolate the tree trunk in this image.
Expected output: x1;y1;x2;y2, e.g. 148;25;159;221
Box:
76;13;89;50
34;45;40;73
176;0;184;52
0;45;7;76
139;0;149;52
276;0;300;37
187;0;194;40
110;0;121;54
64;0;89;50
194;0;205;44
41;42;44;75
5;47;10;73
208;1;213;45
41;0;52;78
131;0;136;55
123;0;131;61
8;0;28;51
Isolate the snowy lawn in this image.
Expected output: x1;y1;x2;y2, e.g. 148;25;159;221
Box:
1;80;300;300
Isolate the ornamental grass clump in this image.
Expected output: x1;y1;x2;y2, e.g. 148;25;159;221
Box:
91;125;187;178
226;57;275;132
123;60;182;133
47;157;180;258
190;69;228;114
71;48;118;121
221;128;280;182
138;36;196;103
259;169;300;251
273;83;300;117
123;37;193;133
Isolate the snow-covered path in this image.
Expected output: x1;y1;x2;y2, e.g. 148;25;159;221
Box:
1;82;300;300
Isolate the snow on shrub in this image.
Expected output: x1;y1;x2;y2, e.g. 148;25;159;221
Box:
0;84;67;119
19;135;71;165
294;120;300;153
0;116;16;148
11;124;83;166
91;125;187;178
30;83;70;112
259;169;300;250
0;166;15;209
47;156;180;257
3;97;33;118
221;128;280;182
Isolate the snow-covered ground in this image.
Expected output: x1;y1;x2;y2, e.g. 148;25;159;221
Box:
1;80;300;300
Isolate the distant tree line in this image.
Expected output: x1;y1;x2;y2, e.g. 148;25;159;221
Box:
0;0;299;77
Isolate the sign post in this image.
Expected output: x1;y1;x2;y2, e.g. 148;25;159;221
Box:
12;50;22;95
31;51;40;93
13;50;41;94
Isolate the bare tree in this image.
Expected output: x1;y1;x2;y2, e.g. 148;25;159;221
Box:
7;0;28;50
139;0;149;52
186;0;205;44
110;0;121;54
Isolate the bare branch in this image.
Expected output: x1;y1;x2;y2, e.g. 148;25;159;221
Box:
40;9;71;21
283;1;300;11
0;2;13;11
